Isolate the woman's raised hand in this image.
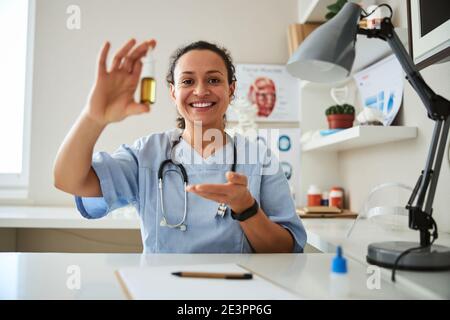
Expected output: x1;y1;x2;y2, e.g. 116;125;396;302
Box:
83;38;157;126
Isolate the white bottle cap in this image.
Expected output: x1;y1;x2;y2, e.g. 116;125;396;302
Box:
307;185;321;195
142;51;155;78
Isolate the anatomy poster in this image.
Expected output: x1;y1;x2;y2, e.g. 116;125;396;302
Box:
227;64;299;122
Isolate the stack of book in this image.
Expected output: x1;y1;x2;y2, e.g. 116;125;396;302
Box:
296;206;358;219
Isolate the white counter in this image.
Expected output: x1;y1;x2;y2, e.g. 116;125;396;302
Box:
0;252;418;300
1;206;449;299
0;206;140;229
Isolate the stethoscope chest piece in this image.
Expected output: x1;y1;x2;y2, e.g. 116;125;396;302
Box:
216;203;227;218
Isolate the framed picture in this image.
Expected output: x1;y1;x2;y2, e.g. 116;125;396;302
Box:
227;64;299;122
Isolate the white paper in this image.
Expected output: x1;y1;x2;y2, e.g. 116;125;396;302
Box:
353;55;404;126
116;263;300;300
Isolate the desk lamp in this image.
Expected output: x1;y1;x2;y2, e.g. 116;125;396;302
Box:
287;2;450;280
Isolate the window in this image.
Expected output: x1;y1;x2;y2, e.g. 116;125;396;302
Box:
0;0;34;198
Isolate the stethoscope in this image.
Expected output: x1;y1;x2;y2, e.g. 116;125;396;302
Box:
158;133;237;231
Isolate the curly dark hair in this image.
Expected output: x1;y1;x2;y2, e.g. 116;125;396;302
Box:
166;41;236;129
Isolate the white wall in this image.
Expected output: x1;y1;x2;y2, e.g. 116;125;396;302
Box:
0;0;298;206
6;0;449;236
339;0;450;232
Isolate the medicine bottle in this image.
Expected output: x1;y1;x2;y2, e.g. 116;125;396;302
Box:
307;185;322;207
140;51;156;105
329;187;344;209
329;246;349;299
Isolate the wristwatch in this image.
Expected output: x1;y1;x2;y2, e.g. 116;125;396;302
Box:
231;199;259;221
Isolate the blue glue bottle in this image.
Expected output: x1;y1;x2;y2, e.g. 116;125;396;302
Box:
329;246;350;299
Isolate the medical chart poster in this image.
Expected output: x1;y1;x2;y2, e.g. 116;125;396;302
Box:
257;128;301;203
353;55;404;126
227;64;299;122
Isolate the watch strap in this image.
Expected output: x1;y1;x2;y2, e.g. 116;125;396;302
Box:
231;200;259;221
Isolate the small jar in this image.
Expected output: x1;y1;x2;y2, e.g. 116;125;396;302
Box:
329;188;343;209
140;51;156;105
307;185;322;207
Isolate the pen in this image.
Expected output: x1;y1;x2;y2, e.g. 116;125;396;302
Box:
171;271;253;280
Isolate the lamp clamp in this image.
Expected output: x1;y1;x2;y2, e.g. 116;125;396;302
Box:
357;17;394;41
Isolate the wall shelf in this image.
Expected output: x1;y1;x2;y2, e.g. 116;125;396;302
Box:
298;0;335;23
298;0;377;23
302;126;418;152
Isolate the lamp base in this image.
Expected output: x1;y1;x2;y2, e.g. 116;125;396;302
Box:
367;241;450;270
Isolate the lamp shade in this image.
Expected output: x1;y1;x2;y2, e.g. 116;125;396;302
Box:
287;2;362;83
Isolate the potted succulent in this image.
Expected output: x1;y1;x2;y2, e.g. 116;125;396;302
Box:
325;0;348;20
325;104;355;129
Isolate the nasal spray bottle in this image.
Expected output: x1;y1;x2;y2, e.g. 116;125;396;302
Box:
329;246;350;299
140;50;156;105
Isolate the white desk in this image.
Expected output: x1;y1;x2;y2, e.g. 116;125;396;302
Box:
1;206;449;299
0;252;420;300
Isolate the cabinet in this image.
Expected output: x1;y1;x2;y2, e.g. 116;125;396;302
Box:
287;23;321;57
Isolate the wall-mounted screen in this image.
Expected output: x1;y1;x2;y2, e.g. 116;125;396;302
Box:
407;0;450;69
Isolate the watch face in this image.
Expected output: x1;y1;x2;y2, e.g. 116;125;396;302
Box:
280;161;293;180
278;135;291;152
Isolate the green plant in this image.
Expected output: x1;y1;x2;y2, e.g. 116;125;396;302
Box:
325;104;355;116
325;0;348;20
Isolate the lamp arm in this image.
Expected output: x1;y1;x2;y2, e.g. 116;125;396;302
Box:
358;18;450;121
358;18;450;246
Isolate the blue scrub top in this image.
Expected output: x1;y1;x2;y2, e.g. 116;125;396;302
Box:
75;129;307;253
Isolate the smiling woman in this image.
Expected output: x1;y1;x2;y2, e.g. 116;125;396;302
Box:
53;38;307;254
166;41;236;131
170;49;234;137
